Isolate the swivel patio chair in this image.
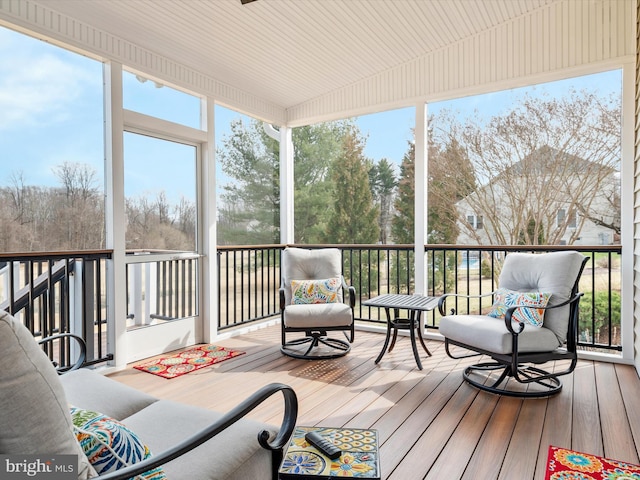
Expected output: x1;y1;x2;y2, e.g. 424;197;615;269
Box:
280;247;355;359
438;250;588;398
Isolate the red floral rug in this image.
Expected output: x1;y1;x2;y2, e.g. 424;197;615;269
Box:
134;344;245;379
545;445;640;479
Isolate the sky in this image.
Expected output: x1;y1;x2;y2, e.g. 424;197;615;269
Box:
0;25;623;206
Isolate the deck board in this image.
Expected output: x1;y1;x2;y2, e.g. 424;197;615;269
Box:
535;362;575;479
571;362;603;456
595;361;639;463
107;324;640;480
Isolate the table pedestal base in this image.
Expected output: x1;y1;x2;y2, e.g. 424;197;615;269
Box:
375;310;431;369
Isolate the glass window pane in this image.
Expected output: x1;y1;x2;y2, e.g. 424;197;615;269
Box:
0;26;104;252
430;69;621;247
215;105;279;245
124;133;197;251
123;70;201;129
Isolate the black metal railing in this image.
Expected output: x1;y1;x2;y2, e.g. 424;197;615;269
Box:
0;250;113;366
220;244;622;353
1;244;623;367
217;246;281;330
353;244;622;353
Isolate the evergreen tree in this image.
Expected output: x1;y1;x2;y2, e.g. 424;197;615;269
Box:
428;137;475;244
369;158;397;244
217;118;280;245
391;141;415;244
293;121;352;243
389;142;415;291
326;126;379;244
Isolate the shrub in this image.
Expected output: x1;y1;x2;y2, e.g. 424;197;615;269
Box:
578;290;621;340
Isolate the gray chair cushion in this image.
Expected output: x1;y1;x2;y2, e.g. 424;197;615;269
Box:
284;303;353;328
282;248;343;304
122;400;276;480
60;368;158;420
498;250;586;343
0;311;94;480
439;314;561;354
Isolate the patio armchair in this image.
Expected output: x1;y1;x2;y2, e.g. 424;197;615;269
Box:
280;247;356;359
0;310;298;480
438;250;588;398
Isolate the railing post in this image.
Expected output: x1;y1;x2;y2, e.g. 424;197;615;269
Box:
82;259;96;362
129;263;143;326
70;260;82;363
10;261;20;318
147;261;157;325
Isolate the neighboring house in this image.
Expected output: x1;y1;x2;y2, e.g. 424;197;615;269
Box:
455;146;619;246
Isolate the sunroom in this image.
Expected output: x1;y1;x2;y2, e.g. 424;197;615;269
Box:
0;0;638;478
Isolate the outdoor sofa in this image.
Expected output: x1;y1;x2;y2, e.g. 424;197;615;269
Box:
0;310;297;480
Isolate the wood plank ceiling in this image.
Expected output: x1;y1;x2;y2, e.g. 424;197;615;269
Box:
32;0;558;113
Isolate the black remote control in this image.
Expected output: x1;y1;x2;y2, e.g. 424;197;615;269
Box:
304;430;342;460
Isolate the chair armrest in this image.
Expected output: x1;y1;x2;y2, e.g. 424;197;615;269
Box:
95;382;298;480
340;276;356;308
280;287;286;310
438;292;496;316
38;333;87;373
348;286;356;308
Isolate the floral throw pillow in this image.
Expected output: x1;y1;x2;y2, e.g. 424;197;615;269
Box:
487;288;552;327
70;406;167;480
291;277;341;304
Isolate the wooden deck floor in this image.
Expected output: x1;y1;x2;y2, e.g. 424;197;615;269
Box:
108;325;640;480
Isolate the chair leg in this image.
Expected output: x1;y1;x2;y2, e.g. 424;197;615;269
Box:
281;331;351;360
462;361;563;398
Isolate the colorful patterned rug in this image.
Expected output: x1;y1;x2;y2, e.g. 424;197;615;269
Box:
545;445;640;479
134;344;245;379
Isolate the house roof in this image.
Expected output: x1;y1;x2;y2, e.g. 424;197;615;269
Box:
0;0;634;126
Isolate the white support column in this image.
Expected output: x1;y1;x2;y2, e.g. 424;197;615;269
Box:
414;103;428;295
280;126;295;244
104;61;127;368
620;61;635;365
201;97;217;343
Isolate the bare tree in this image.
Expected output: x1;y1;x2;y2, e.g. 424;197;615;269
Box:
53;162;99;205
8;170;27;224
51;162;102;249
434;89;620;246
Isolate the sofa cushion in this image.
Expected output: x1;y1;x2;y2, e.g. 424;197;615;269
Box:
0;311;94;480
122;400;277;480
60;368;158;421
70;406;166;479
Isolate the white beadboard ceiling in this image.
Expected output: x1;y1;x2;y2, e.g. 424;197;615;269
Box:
2;0;634;125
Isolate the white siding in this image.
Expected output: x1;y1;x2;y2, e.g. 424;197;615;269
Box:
634;0;640;374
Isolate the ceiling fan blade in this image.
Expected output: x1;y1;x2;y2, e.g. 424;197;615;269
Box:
241;0;258;4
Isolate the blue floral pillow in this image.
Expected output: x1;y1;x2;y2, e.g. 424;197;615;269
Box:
70;406;166;479
487;288;552;327
291;277;341;304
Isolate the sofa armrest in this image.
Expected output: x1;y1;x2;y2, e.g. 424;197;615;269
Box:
38;332;86;373
95;382;298;480
60;369;159;420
